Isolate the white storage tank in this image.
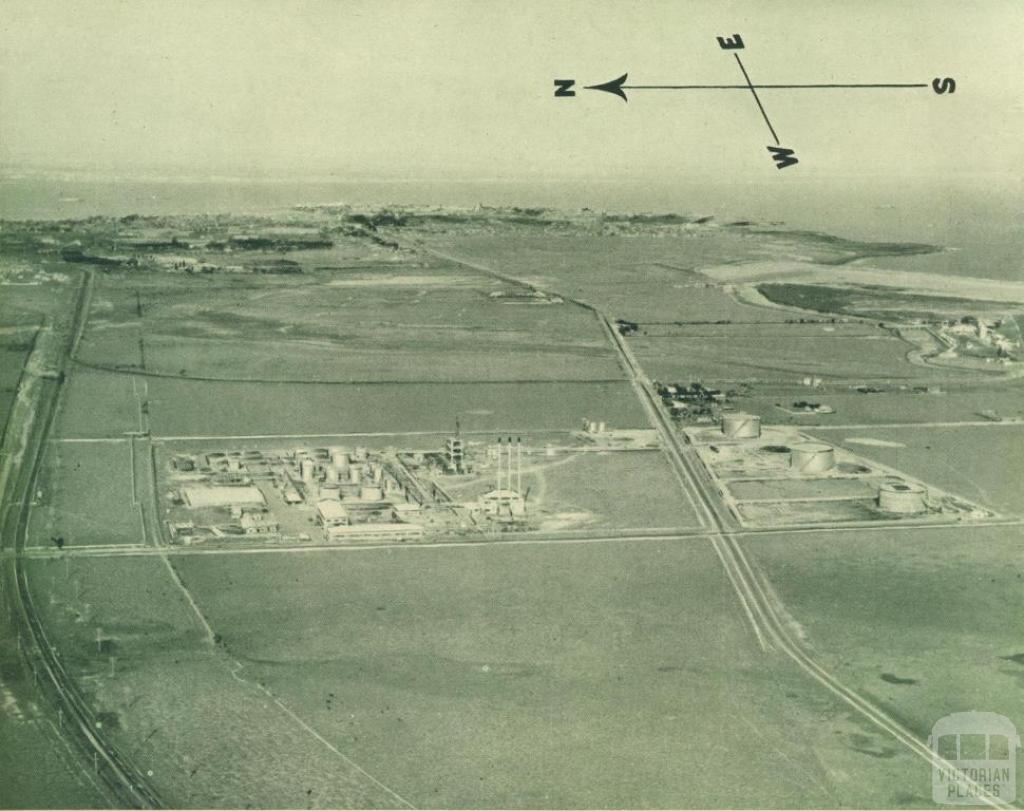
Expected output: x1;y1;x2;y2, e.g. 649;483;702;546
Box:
300;458;316;483
790;442;835;473
329;446;349;470
878;481;928;514
348;465;362;485
721;413;761;439
324;465;339;484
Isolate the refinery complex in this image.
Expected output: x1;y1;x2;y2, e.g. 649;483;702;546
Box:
164;433;536;545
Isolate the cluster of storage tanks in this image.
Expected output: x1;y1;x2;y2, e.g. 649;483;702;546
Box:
298;446;391;502
718;413;928;515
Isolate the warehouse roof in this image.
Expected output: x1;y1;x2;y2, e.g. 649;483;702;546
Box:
182;485;265;509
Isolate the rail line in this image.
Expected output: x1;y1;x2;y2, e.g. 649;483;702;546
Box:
2;271;162;808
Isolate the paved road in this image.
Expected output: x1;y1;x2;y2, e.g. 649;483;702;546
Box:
425;244;1009;809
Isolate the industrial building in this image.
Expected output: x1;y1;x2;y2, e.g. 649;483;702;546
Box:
181;485;266;509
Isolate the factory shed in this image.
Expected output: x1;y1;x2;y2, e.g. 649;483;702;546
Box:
325;523;425;542
182;485;265;509
316;500;350;526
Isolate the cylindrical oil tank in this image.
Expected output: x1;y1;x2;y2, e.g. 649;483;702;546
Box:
348;465;362;485
360;484;383;501
324;465;339;484
300;458;316;483
597;421;607;433
329;447;349;470
721;413;761;439
878;481;927;514
790;442;835;473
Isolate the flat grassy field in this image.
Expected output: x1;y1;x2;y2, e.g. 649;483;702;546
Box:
745;525;1024;759
54;369;143;438
806;425;1024;515
146;379;647;437
736;385;1024;426
633;334;949;383
173;541;938;809
532;450;703;530
27;441;141;548
426;234;797;323
78;270;622;382
24;555;411;809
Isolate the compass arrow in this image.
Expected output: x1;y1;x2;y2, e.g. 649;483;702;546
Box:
584;73;629;102
582;71;929;105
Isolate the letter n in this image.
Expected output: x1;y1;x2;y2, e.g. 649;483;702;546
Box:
554;79;576;97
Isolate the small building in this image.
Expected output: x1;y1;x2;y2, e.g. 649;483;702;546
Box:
171;455;196;472
239;510;279;535
282;488;303;505
316;500;350;527
479;488;526;518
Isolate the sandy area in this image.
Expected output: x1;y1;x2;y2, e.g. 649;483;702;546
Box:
699;261;1024;304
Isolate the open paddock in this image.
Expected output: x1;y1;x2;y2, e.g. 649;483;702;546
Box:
745;525;1024;752
146;379;648;438
23;556;405;809
27;441;141;548
77;274;620;382
633;334;947;383
806;424;1024;516
172;540;923;808
55;369;143;438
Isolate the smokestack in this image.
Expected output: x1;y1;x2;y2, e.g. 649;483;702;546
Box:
496;437;503;491
507;437;513;494
516;437;522;493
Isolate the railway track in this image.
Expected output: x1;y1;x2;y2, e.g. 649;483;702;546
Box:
2;271;162;809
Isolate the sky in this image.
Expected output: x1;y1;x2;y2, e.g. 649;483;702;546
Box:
1;0;1022;187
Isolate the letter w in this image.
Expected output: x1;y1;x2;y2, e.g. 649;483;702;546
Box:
767;146;799;169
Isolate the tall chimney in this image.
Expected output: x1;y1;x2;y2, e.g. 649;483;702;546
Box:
516;437;522;493
496;437;503;491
